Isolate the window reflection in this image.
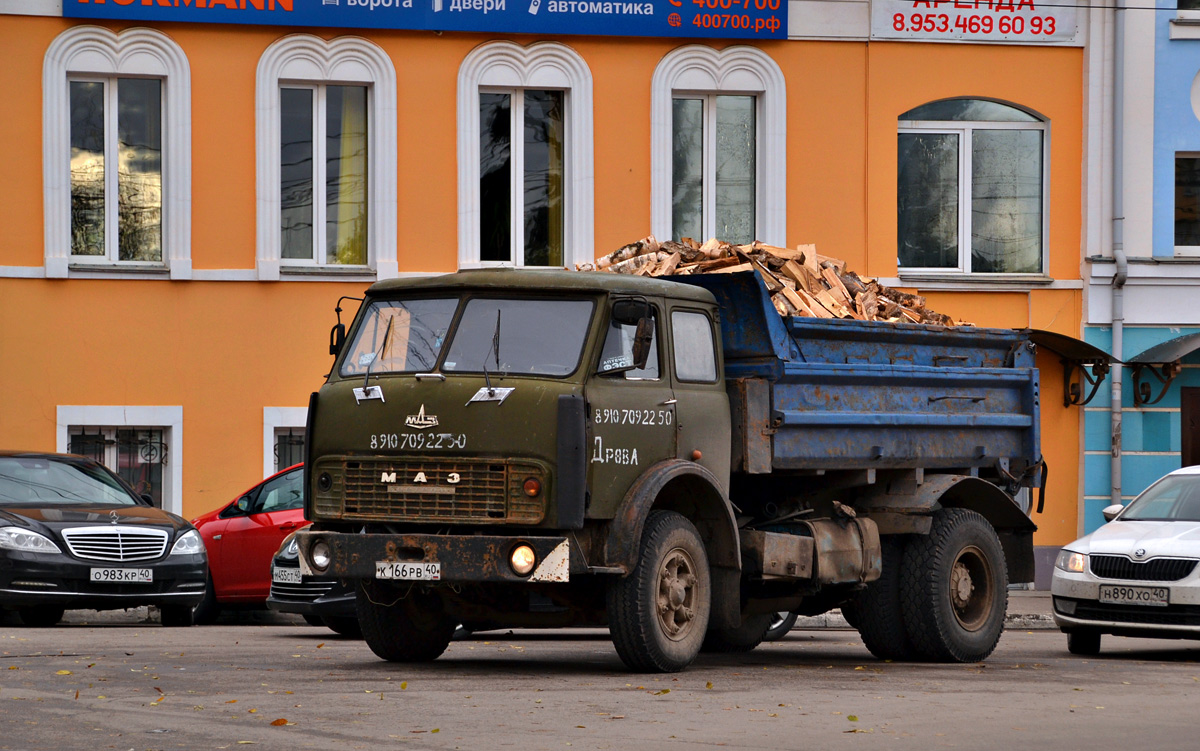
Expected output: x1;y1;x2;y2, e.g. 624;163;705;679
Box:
281;88;314;260
480;92;512;262
671;98;703;242
70;81;105;257
117;78;162;262
671;94;756;244
523;90;564;267
715;95;755;245
898;132;959;268
326;85;368;266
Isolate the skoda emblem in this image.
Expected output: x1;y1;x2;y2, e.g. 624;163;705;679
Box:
109;510;120;525
1133;548;1147;560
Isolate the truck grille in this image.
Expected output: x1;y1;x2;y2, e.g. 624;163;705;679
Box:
1089;555;1198;582
61;526;169;562
317;458;545;524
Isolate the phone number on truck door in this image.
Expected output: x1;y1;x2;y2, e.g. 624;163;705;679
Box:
593;409;674;426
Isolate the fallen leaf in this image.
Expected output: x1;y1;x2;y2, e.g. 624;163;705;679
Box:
154;687;164;694
248;708;258;713
56;670;72;676
270;719;291;727
706;682;713;689
74;690;79;700
848;715;859;722
317;644;325;649
226;700;238;704
401;682;408;690
652;689;670;696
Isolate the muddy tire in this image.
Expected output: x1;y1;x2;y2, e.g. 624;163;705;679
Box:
160;604;194;627
322;615;363;638
607;510;711;673
1066;629;1101;656
702;613;774;652
356;582;455;662
17;605;64;627
851;536;919;660
192;573;221;625
900;509;1008;663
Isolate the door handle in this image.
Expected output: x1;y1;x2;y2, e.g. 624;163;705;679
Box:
279;522;299;531
212;534;222;540
660;398;677;405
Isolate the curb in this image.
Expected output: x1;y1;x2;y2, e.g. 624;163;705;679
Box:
793;610;1058;631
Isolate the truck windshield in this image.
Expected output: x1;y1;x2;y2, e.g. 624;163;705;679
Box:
443;298;595;377
340;298;458;377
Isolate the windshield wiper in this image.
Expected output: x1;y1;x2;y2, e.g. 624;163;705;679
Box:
363;315;395;391
481;310;501;397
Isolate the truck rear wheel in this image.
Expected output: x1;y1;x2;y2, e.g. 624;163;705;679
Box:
851;536;918;660
356;582;455;662
900;509;1008;662
607;510;711;673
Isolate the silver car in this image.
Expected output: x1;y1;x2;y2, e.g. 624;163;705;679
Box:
1052;466;1200;655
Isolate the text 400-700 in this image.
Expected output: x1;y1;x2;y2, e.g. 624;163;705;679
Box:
893;13;1057;35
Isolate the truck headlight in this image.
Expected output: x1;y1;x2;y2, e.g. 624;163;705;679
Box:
311;540;332;572
0;528;61;554
510;544;536;576
1055;549;1087;573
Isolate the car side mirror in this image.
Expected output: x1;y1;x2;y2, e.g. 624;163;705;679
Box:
329;322;346;356
140;493;153;505
611;298;651;326
1101;504;1124;522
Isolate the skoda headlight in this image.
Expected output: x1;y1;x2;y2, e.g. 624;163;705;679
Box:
170;529;206;556
276;532;299;560
1055;549;1087;573
0;527;61;554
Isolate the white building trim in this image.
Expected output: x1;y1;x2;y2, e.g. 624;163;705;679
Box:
255;34;398;281
56;405;184;516
43;26;192;280
456;41;594;269
651;45;786;248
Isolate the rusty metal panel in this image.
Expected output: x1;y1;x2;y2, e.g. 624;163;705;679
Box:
741;529;813;579
803;518;882;585
729;379;773;474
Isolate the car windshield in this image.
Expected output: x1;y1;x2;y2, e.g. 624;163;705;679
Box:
0;456;140;506
1120;474;1200;522
340;298;458;377
442;298;595;377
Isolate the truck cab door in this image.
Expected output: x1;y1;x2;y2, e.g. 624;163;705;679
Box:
667;306;731;490
584;302;677;518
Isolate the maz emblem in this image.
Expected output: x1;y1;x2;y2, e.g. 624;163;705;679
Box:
380;471;461;485
405;405;439;430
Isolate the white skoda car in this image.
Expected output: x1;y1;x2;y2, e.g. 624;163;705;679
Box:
1052;466;1200;655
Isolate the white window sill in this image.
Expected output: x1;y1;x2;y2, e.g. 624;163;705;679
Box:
889;273;1076;291
66;263;172;280
1170;17;1200;40
279;264;377;282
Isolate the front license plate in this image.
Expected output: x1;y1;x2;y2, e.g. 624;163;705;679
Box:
90;567;152;583
273;566;302;584
1098;584;1169;607
375;561;441;581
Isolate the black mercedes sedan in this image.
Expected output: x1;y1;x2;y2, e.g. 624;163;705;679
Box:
0;452;207;627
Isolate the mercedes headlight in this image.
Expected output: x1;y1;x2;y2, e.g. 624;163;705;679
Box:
0;528;61;554
170;529;206;556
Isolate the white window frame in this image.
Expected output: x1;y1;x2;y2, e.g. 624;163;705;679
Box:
263;407;308;478
43;26;191;280
56;405;183;516
651;45;785;248
457;41;594;269
898;114;1049;278
1174;152;1200;257
256;35;397;281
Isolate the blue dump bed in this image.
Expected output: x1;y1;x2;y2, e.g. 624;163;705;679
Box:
671;272;1041;479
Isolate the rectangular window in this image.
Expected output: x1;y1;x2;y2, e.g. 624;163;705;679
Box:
478;89;564;266
67;427;166;508
671;94;756;245
1176;155;1200;247
273;428;305;473
69;77;162;263
280;84;369;266
672;310;718;383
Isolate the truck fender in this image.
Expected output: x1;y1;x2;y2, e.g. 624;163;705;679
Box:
603;459;742;630
862;474;1037;584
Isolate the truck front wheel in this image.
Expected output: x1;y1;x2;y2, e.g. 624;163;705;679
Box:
356;582;455;662
607;510;711;673
900;509;1008;662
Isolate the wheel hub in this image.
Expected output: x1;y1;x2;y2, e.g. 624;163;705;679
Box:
656;547;698;641
949;544;993;632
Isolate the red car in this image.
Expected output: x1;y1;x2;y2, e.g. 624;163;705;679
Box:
190;464;307;624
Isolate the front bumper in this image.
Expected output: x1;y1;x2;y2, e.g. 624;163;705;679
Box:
1051;568;1200;636
296;531;574;583
266;561;356;618
0;550;207;610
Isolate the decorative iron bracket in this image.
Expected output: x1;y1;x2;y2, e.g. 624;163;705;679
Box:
1061;358;1110;407
1131;361;1183;406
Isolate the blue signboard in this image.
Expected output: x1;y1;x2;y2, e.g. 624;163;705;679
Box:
64;0;787;40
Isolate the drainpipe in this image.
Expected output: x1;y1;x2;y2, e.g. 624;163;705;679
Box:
1111;0;1128;509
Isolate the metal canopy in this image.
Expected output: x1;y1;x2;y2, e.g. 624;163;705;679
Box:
1024;329;1117;408
1126;332;1200;406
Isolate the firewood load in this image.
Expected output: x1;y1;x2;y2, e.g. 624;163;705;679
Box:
576;236;970;327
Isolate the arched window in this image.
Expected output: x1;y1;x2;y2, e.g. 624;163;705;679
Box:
898;98;1048;275
457;41;594;269
43;26;191;279
256;35;397;280
651;45;786;247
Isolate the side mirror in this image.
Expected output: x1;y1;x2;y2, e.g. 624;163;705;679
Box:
329;322;346;356
631;318;654;371
612;298;651;326
140;493;154;505
1101;504;1124;522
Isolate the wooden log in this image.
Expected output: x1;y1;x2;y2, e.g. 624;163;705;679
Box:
654;251;682;276
793;287;834;318
607;251;668;274
780;286;817;317
709;262;756;274
596;236;658;269
821;267;854;307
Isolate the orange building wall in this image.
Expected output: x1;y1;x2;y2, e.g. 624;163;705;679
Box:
0;16;1085;541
